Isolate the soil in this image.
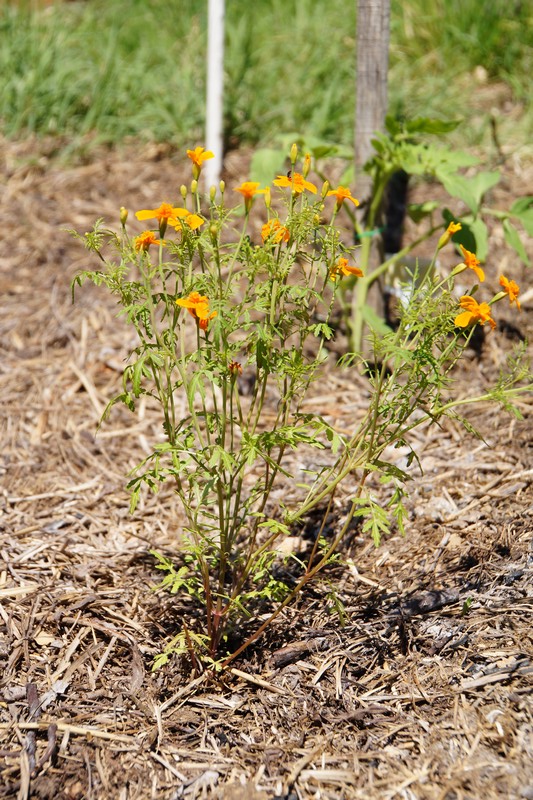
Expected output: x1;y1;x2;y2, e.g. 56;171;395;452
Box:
0;134;532;800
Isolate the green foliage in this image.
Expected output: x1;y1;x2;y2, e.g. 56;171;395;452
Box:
340;117;532;352
73;143;531;670
253;117;532;334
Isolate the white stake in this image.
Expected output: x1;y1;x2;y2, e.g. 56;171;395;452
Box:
205;0;225;191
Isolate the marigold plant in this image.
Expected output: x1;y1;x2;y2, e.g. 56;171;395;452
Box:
72;143;531;670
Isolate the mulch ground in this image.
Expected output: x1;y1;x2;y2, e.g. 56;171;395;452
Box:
1;134;532;800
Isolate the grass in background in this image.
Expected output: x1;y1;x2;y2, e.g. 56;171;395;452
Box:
390;0;532;147
0;0;531;154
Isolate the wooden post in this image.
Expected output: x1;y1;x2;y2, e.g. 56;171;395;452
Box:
204;0;225;191
354;0;390;203
353;0;391;349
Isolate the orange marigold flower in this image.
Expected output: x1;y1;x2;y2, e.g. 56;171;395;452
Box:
459;245;485;282
499;275;521;310
454;295;496;330
135;203;181;223
233;181;266;212
273;173;317;194
329;256;364;282
168;208;205;231
176;292;217;331
187;147;215;180
186;147;214;168
134;230;164;251
261;218;290;244
326;186;360;208
233;182;266;201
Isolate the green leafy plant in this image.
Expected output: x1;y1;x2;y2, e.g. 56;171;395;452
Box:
249;117;532;352
73;143;530;670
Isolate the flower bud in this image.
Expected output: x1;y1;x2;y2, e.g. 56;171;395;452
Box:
264;186;271;210
180;184;188;201
290;143;298;164
450;262;468;278
119;206;128;226
209;223;218;241
438;221;462;250
228;360;243;378
191;180;198;195
219;180;225;195
209;185;217;203
303;152;311;178
321;180;330;199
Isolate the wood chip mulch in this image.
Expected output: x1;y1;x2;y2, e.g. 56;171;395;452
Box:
1;136;532;799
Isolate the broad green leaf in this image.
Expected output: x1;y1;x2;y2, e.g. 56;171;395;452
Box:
249;148;285;186
503;219;531;266
403;117;462;135
467;170;501;209
311;144;339;159
438;169;499;214
438;173;479;214
384;116;402;136
432;149;479;171
468;217;489;262
361;305;393;336
408;200;439;223
395;145;476;180
339;162;355;186
510;196;533;215
515;209;533;237
449;218;477;254
510;203;533;237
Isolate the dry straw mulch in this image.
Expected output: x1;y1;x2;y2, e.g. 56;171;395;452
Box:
1;136;532;800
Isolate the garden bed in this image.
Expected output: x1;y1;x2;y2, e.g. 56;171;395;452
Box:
0;135;532;800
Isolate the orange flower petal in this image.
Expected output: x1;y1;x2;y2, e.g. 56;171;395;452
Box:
455;296;495;329
134;231;164;251
459;245;485;282
454;310;475;328
233;182;265;200
135;203;180;222
186;147;214;167
499;274;521;309
273;173;317;194
326;186;360;207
